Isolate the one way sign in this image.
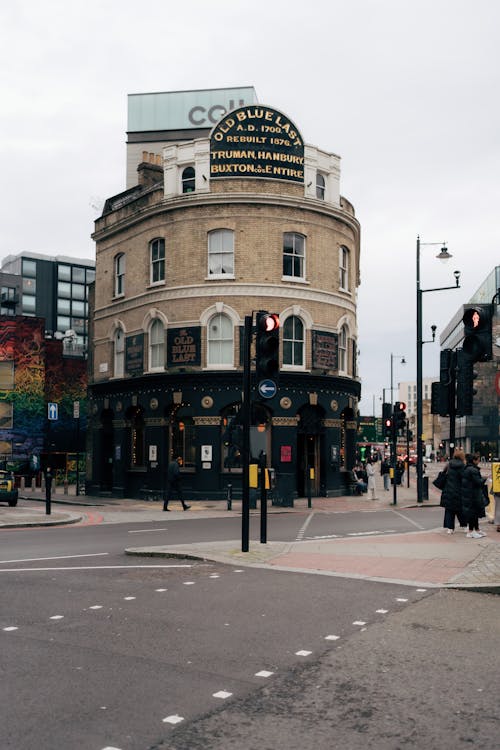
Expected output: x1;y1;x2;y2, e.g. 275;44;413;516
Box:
48;402;59;421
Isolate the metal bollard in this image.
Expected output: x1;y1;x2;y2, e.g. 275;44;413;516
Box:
32;477;36;492
227;483;232;511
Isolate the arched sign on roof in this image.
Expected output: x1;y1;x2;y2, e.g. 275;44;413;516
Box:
210;105;304;184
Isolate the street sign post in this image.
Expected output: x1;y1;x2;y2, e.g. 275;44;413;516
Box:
48;403;58;421
258;379;277;399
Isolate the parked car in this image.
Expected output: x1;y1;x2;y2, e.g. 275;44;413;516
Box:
0;470;18;506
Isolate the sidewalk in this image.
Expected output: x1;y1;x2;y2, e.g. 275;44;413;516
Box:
3;484;499;592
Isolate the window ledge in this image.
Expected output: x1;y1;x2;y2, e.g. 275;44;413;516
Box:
112;294;125;301
147;281;166;289
205;274;235;281
203;365;237;371
147;367;165;374
281;276;309;284
339;288;352;295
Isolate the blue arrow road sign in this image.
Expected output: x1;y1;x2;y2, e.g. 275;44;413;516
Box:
258;379;277;399
48;402;58;421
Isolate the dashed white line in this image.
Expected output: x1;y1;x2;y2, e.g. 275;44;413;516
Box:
162;715;184;725
128;528;168;533
353;620;366;626
296;512;314;541
213;690;232;699
255;670;274;677
325;634;340;641
49;615;64;620
3;626;18;631
123;596;136;601
376;609;389;614
89;605;103;610
396;598;408;602
0;564;193;573
295;650;312;656
0;553;109;564
155;588;167;592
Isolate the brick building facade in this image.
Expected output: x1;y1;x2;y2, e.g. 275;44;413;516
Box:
88;103;361;500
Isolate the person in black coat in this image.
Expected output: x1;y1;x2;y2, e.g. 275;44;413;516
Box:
163;456;190;511
462;452;486;538
440;449;466;534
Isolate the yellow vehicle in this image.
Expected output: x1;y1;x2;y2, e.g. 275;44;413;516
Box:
0;470;18;507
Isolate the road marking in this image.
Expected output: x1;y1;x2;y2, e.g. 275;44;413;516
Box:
389;508;426;530
155;588;167;592
395;597;408;602
128;528;168;533
296;512;314;541
416;588;427;592
0;564;194;573
353;620;366;626
376;609;389;614
347;530;396;536
3;626;18;631
123;596;136;601
49;615;64;620
0;553;109;564
89;605;103;609
306;534;339;540
163;715;184;725
255;670;274;677
213;690;232;699
325;634;340;640
295;650;312;656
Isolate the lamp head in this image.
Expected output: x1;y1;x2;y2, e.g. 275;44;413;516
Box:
454;269;460;286
436;245;452;262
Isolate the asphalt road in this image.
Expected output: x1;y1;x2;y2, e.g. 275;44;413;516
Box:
2;504;498;750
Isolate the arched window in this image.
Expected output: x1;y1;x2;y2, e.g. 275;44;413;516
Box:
338;324;348;372
208;229;234;276
283;315;304;367
283;233;305;279
207;312;233;366
114;327;124;377
150;239;165;284
316;172;325;200
339;246;349;291
149;318;165;370
114;253;125;296
182;166;195;193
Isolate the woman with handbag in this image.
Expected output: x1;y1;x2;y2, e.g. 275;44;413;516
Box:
462;453;487;538
439;448;466;534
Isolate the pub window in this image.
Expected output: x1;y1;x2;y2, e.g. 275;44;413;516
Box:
0;402;13;429
150;238;165;284
283;232;305;279
208;229;234;276
316;172;326;200
182;166;195;193
114;327;125;377
283;315;304;367
338;324;348;373
114;253;125;297
149;318;165;370
170;411;196;469
207;313;233;366
221;403;242;471
339;246;349;291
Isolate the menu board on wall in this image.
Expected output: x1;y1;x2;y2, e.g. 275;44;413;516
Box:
125;334;144;375
312;330;338;371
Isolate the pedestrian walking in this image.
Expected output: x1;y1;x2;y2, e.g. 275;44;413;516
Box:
163;456;190;511
462;452;487;538
380;457;390;491
366;457;378;500
440;448;466;534
45;466;53;515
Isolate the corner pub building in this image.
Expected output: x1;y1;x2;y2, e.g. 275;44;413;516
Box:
88;92;361;502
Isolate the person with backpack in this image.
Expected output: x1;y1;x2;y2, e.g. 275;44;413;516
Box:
439;448;466;534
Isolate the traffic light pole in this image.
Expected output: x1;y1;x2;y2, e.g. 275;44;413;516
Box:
241;314;252;553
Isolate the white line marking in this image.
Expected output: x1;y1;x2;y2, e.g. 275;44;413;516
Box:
348;530;396;537
3;626;18;631
183;581;195;585
306;534;339;540
123;596;136;601
389;508;426;530
255;670;274;677
163;715;184;725
213;690;232;699
0;553;109;564
155;588;167;592
101;746;123;749
353;620;366;626
0;564;193;573
49;615;64;620
396;598;408;602
296;512;314;541
128;528;168;533
325;634;340;641
376;609;389;614
89;605;103;609
416;588;427;592
295;650;312;656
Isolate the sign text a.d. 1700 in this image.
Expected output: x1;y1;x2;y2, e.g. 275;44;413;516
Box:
210;105;304;183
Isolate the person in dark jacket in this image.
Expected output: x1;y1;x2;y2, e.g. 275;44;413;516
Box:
163;456;190;511
462;452;486;538
440;449;466;534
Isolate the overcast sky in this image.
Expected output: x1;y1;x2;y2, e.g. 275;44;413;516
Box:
1;0;499;415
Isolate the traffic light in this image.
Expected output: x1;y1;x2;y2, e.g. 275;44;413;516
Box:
431;381;441;415
255;311;280;382
462;304;493;363
384;416;393;440
394;401;406;433
456;349;477;416
435;348;455;416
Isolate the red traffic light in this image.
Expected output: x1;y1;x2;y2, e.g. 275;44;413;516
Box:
395;401;406;411
259;313;280;332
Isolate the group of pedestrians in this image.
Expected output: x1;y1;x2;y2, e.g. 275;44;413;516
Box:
438;449;491;537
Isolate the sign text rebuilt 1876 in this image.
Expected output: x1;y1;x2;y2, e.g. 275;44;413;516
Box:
210;105;304;183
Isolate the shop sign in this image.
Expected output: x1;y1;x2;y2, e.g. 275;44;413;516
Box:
167;327;201;367
210;105;304;183
312;330;338;370
125;334;144;375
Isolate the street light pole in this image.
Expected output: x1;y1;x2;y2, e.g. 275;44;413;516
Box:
390;353;406;407
416;235;460;504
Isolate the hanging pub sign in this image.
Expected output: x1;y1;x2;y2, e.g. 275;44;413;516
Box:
167;327;201;367
125;333;144;375
312;330;338;371
210;105;304;183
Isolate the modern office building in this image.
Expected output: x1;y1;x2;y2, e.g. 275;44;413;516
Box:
89;91;361;501
1;252;95;356
439;265;500;459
